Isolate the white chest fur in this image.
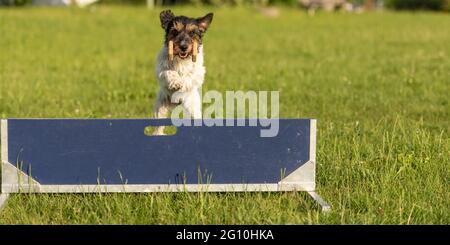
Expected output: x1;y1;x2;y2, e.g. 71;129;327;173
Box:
155;45;205;91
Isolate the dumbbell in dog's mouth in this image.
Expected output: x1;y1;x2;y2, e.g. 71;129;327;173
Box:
173;40;195;59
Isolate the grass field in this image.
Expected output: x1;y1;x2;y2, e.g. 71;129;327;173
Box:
0;6;449;224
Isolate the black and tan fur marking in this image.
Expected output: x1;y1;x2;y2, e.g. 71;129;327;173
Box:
160;10;213;60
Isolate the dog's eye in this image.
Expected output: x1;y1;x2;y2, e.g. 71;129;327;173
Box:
189;29;199;36
170;29;178;35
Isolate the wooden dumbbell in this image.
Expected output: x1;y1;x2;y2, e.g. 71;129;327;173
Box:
167;40;197;63
168;40;174;62
192;40;197;62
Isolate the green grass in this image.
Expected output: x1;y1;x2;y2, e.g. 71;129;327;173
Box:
0;6;449;224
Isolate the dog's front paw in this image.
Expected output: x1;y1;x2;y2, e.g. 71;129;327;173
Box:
168;80;183;91
166;72;184;91
171;91;184;104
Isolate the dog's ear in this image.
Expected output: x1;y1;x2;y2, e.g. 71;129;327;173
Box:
160;10;175;30
197;13;213;33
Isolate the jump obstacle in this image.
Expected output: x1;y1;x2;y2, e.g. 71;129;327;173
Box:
0;119;330;211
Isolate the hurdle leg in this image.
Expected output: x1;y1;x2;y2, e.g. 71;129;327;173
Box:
307;191;331;212
0;193;9;211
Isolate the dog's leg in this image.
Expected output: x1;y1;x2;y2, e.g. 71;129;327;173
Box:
182;89;202;119
153;91;171;135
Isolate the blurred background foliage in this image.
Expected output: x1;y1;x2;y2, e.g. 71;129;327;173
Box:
386;0;449;10
0;0;449;11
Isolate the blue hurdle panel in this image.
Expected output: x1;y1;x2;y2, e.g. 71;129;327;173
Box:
1;119;317;193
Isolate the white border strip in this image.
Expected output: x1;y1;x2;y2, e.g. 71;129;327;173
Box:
1;183;315;193
1;119;7;165
310;119;316;163
310;119;317;188
1;119;8;194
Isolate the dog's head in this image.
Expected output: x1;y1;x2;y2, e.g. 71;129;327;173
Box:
160;10;213;59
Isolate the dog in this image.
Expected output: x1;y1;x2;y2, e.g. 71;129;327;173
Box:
153;10;213;135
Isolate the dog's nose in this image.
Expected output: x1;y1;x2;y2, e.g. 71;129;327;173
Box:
180;44;188;52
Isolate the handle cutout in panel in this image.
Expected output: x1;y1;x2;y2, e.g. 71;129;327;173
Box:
144;125;177;136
